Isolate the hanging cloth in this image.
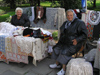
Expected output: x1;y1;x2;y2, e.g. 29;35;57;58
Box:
34;6;46;24
87;10;100;25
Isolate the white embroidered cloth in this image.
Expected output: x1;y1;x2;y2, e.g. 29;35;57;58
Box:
84;48;97;62
15;36;35;54
66;58;93;75
94;41;100;69
0;22;16;36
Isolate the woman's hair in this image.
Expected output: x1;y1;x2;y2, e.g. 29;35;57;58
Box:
66;9;75;15
15;7;23;14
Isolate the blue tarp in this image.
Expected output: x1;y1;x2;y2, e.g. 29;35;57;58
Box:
82;0;86;8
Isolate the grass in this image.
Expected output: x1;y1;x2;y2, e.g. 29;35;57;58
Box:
40;1;52;7
0;11;15;22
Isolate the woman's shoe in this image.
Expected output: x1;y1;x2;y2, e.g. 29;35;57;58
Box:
57;68;65;75
49;63;61;69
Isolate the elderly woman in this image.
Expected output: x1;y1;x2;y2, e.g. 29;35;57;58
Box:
11;7;30;27
49;9;87;75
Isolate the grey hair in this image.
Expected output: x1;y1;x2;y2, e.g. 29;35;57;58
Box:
15;7;23;14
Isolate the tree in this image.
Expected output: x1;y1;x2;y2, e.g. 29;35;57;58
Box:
29;0;40;6
88;0;96;8
4;0;16;9
93;0;96;8
51;0;81;10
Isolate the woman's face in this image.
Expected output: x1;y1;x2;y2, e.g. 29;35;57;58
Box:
67;11;74;21
16;10;22;18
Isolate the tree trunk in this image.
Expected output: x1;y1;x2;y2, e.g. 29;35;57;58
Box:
38;0;40;6
93;0;96;8
10;0;16;9
29;0;34;6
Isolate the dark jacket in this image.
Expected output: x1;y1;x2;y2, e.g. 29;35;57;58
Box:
11;14;30;27
54;18;87;56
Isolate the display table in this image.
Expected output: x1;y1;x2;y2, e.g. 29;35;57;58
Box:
94;40;100;69
0;36;50;66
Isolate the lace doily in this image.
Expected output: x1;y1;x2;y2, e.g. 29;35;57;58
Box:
87;11;100;25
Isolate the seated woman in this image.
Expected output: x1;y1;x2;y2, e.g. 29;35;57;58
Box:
11;7;30;27
49;9;87;75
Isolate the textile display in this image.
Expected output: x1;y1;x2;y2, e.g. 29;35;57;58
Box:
54;13;57;26
84;48;97;62
5;36;12;52
94;40;100;69
48;39;56;53
0;51;6;61
22;7;33;22
5;36;51;65
22;7;66;31
5;36;29;64
6;52;28;64
13;26;25;36
0;22;16;36
32;38;48;66
48;46;53;53
87;23;94;37
34;6;46;24
81;13;88;25
0;35;8;53
87;10;100;25
66;58;93;75
31;7;35;22
15;36;34;54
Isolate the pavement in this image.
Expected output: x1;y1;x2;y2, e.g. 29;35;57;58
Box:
0;56;99;75
0;58;60;75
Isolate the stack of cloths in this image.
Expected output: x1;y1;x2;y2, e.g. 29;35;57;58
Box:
0;22;16;36
94;40;100;69
66;58;93;75
32;28;53;43
84;48;97;62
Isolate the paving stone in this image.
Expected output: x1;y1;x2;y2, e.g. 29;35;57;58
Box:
0;62;12;74
10;63;33;75
0;70;22;75
31;58;55;75
48;69;60;75
25;71;38;75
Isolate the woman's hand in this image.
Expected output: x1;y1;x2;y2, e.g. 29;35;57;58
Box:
72;39;77;45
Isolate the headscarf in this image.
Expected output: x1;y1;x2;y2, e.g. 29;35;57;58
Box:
65;9;77;29
66;9;77;22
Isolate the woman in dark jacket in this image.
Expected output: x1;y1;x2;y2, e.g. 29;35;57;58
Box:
49;9;87;75
11;7;30;27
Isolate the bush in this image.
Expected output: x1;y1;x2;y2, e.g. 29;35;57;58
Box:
52;31;58;40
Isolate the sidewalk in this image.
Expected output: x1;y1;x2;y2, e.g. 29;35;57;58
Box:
0;58;60;75
0;57;99;75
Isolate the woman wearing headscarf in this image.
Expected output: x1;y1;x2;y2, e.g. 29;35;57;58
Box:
11;7;30;27
49;9;87;75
